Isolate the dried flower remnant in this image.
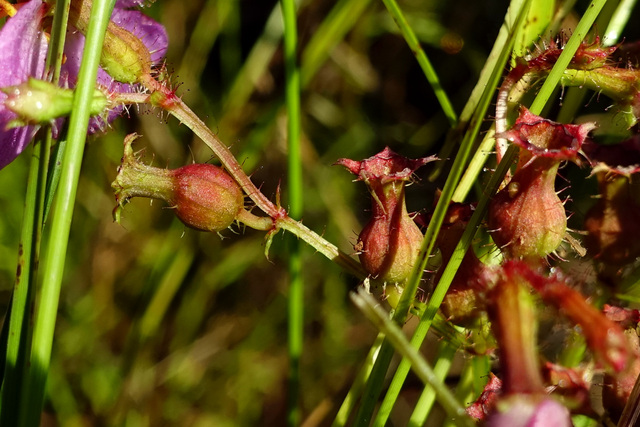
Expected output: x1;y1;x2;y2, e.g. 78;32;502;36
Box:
489;108;595;259
0;0;168;169
336;148;436;286
112;134;244;233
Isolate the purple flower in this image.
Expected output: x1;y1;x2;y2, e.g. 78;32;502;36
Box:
0;0;168;169
0;0;48;170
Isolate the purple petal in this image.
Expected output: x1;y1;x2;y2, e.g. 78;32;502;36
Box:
0;0;48;87
116;0;149;8
110;8;168;63
61;3;167;133
0;0;48;169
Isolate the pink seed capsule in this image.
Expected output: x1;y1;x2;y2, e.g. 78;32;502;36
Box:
113;134;243;233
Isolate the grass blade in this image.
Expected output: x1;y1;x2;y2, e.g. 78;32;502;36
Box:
21;0;115;423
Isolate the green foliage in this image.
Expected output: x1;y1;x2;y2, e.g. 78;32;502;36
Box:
1;0;639;425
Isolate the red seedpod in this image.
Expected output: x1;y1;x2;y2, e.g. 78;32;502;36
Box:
112;133;244;233
336;147;436;284
489;108;595;259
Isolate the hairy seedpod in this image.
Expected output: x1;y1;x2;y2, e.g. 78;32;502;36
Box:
112;134;243;232
489;108;595;259
336;147;436;285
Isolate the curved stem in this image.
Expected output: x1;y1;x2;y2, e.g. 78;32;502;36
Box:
277;217;366;279
160;94;283;219
115;90;365;279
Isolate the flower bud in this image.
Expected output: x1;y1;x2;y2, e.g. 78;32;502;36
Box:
489;108;595;259
69;0;166;85
336;147;436;284
2;78;107;127
112;134;243;232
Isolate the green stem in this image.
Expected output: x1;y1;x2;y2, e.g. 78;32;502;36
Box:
1;138;45;426
138;93;368;278
528;0;608;115
603;0;637;45
280;0;303;424
351;290;474;427
2;0;71;424
21;0;114;424
374;331;457;426
407;342;457;426
332;333;385;427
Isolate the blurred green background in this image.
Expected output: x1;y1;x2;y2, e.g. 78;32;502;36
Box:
0;0;592;424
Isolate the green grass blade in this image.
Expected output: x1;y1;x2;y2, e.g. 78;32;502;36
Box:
0;139;44;426
512;0;554;60
1;0;71;423
351;290;474;427
380;0;457;126
281;0;304;424
21;0;115;423
301;0;373;88
332;333;385;427
604;0;637;44
406;342;457;426
528;0;608;115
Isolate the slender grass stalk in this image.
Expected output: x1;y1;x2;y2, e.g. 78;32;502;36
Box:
138;245;195;341
177;0;229;101
281;0;304;424
332;333;384;427
1;1;71;424
604;0;637;43
429;0;528;181
406;342;457;426
528;0;608;115
20;1;115;424
351;290;474;427
380;0;457;126
0;137;45;426
440;356;491;427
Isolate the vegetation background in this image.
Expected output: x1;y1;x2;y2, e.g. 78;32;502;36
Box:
1;0;637;425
